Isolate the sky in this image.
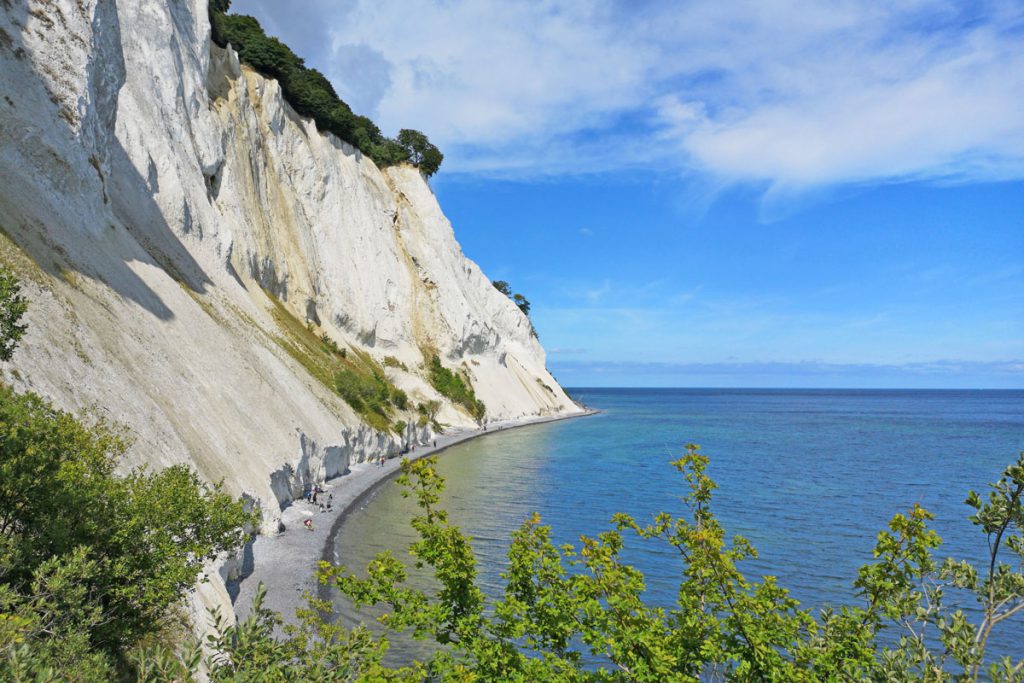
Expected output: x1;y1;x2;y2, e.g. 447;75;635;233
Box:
231;0;1023;388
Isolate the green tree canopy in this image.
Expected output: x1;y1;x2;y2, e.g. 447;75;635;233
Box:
397;129;444;177
0;384;253;654
208;7;443;176
512;293;531;317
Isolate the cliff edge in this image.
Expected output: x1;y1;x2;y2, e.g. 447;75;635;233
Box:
0;0;581;611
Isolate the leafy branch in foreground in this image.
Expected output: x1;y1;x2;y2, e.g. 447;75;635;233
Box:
315;448;1024;682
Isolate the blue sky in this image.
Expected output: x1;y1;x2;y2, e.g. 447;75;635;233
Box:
232;0;1023;388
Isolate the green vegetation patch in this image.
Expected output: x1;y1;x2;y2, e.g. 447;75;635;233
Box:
266;294;405;432
0;230;47;287
427;354;485;423
209;3;443;176
416;399;441;430
0;266;27;362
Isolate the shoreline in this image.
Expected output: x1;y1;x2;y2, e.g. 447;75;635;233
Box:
231;408;597;625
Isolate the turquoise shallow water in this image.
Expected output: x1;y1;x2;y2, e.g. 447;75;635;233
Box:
330;388;1024;665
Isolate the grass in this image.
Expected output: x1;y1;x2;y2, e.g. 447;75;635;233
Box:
0;229;48;287
427;354;486;423
266;292;406;433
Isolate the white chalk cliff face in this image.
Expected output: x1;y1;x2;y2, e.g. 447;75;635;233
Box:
0;0;580;536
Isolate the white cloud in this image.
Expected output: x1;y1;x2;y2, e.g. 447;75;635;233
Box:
658;16;1024;188
234;0;1024;188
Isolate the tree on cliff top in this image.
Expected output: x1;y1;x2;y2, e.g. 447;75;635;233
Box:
513;292;531;317
397;129;444;178
492;280;532;318
209;4;444;177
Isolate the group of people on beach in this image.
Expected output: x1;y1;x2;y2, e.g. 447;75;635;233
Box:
302;483;334;532
303;483;333;513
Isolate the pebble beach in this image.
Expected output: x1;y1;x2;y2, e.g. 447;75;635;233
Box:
231;411;595;625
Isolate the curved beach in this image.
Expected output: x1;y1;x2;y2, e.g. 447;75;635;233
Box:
231;410;595;625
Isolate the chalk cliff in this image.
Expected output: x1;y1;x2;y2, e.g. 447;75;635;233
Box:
0;0;578;551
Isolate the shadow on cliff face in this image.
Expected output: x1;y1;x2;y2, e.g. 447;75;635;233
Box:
0;0;213;321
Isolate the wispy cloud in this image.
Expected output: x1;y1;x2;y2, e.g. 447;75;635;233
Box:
235;0;1024;189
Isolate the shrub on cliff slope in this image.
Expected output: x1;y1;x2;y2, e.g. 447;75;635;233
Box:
0;266;27;361
268;294;407;432
427;354;486;424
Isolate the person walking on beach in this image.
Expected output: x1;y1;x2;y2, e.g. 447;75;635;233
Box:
304;518;314;531
327;493;333;511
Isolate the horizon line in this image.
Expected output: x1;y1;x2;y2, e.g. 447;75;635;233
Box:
563;386;1024;392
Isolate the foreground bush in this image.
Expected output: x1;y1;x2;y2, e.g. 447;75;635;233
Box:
0;265;253;680
0;383;253;679
315;449;1024;681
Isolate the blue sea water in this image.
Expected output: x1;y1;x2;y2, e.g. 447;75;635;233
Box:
330;388;1024;665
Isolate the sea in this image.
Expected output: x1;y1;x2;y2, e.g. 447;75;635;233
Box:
329;388;1024;666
